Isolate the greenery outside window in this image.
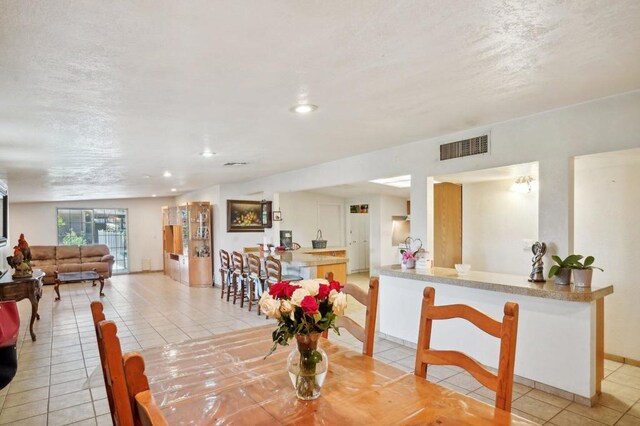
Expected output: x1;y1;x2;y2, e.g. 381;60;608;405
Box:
56;208;128;273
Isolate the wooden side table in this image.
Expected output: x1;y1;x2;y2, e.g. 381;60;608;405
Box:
0;269;45;341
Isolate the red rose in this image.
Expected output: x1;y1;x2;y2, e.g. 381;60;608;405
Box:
316;284;331;300
329;280;343;292
284;284;300;298
268;282;289;299
300;296;319;315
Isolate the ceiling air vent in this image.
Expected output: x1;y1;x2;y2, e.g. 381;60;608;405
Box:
440;135;489;161
223;162;248;166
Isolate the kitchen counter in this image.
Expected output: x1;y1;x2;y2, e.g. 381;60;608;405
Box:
275;250;348;283
377;265;613;302
376;264;613;404
298;246;348;254
277;251;348;267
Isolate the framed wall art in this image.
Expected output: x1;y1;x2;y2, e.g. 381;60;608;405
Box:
227;200;264;232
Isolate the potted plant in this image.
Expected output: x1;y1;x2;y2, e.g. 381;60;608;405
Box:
570;256;603;288
548;254;583;285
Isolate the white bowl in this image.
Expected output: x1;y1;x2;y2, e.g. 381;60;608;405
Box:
455;264;471;275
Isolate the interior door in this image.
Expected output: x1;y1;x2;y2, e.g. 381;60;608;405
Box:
348;213;370;273
317;203;343;246
434;183;462;268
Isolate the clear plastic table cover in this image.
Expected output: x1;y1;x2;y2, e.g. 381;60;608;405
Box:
140;326;535;425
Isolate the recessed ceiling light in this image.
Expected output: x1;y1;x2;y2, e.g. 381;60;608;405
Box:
290;104;318;114
200;150;215;157
170;188;177;192
142;174;151;179
152;194;157;197
370;175;412;188
163;171;172;178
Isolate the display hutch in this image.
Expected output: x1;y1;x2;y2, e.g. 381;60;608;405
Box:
162;202;213;287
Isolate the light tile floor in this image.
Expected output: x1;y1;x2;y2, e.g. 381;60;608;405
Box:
0;272;638;425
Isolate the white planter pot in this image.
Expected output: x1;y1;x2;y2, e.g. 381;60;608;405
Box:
554;268;572;285
573;269;593;288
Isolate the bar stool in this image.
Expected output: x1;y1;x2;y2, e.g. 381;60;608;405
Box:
246;253;266;315
219;250;231;299
265;256;303;291
231;251;248;307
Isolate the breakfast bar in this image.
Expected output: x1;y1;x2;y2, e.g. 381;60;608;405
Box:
278;247;348;283
376;265;614;405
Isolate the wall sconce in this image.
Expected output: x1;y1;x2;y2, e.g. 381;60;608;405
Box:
511;176;538;193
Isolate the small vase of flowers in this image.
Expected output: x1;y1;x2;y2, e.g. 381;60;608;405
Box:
401;250;416;269
259;278;347;400
7;234;33;279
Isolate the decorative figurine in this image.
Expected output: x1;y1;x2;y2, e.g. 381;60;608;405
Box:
528;241;547;282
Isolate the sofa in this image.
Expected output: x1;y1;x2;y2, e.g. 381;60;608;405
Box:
29;245;114;284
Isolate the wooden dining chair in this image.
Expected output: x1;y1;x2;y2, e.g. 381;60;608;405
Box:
414;287;519;412
246;253;266;314
219;250;231;299
98;319;135;425
322;273;379;356
123;352;169;426
91;302;116;423
265;256;303;289
231;251;248;307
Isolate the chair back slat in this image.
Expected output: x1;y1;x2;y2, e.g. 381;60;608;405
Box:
219;250;230;270
231;251;244;273
91;302;115;422
414;287;519;412
265;256;282;285
135;391;169;426
247;253;262;277
123;352;168;426
323;273;379;357
99;320;135;426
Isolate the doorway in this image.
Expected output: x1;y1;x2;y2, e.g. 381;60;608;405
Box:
348;208;370;273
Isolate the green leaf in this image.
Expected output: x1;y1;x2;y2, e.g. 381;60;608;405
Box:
565;254;583;265
548;265;560;278
583;256;594;267
552;255;563;266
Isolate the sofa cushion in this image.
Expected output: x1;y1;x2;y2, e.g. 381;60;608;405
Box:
56;246;80;260
80;245;110;260
81;263;110;275
31;246;56;261
57;263;83;273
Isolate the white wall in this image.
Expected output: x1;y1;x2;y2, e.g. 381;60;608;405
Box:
462;179;539;275
279;192;345;247
9;197;174;273
574;152;640;361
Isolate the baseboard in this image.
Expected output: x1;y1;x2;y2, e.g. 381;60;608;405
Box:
124;270;164;275
605;352;640;367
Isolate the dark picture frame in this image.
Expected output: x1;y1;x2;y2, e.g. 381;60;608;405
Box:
227;200;264;232
272;211;282;221
261;200;273;229
0;182;7;247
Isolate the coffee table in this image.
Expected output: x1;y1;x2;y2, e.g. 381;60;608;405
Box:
54;270;105;301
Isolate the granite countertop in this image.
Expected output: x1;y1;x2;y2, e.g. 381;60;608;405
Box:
299;246;348;253
376;265;613;302
277;251;349;267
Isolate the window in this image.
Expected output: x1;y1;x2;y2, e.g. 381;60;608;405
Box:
57;208;129;273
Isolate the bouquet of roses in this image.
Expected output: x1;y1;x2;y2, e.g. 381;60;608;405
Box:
259;278;347;356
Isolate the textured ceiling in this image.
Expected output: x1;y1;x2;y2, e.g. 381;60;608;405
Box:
1;1;640;202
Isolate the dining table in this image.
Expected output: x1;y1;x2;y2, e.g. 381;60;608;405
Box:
140;326;536;425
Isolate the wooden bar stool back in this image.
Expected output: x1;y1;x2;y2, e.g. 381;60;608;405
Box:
265;255;282;289
246;253;265;314
91;302;116;423
98;320;135;425
322;273;379;357
414;287;519;412
231;251;247;306
219;250;231;300
123;352;169;426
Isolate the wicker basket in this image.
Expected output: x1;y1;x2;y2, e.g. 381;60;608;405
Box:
312;230;327;249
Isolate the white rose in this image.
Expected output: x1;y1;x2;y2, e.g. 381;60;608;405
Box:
328;289;338;304
332;292;348;316
298;279;320;296
280;300;295;321
259;293;281;319
290;288;310;306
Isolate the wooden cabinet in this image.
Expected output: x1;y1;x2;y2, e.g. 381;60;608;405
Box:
433;183;462;268
162;202;213;287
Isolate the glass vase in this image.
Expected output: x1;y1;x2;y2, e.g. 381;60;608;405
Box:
287;333;328;400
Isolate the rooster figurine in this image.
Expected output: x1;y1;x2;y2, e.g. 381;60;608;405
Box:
6;234;33;278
